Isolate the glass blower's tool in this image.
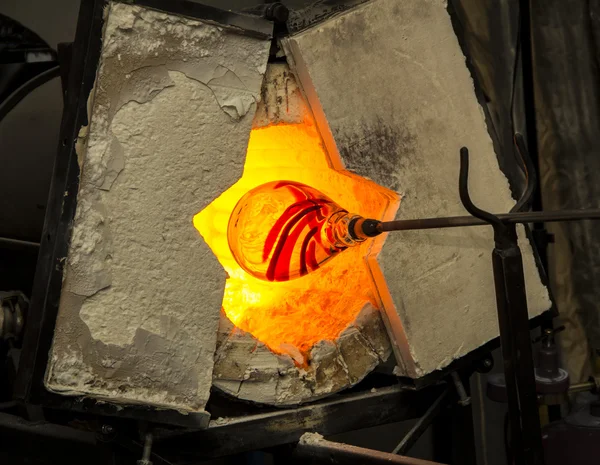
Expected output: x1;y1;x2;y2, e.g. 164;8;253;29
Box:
228;179;600;283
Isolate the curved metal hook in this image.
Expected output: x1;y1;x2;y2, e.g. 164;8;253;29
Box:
510;133;537;213
459;147;506;233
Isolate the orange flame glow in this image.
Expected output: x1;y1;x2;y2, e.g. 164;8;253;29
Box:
193;116;398;356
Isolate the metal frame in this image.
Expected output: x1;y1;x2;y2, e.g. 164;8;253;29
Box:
153;383;447;461
14;0;106;406
459;136;543;465
12;0;272;427
388;136;563;465
0;382;450;463
148;370;477;463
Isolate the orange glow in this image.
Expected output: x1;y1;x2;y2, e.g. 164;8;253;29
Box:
193;116;399;356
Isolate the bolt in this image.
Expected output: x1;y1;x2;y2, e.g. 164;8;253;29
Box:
137;432;154;465
475;356;493;373
451;371;471;407
101;424;114;435
265;3;289;23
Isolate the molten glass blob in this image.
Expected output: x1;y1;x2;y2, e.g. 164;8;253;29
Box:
228;180;365;282
193;118;399;356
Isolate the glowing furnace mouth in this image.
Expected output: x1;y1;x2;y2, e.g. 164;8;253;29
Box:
193;118;398;358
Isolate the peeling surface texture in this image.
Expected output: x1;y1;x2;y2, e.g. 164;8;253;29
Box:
282;0;551;377
45;2;271;412
252;64;307;128
213;303;391;405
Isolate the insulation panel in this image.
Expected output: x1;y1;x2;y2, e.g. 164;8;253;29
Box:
45;1;271;413
282;0;551;377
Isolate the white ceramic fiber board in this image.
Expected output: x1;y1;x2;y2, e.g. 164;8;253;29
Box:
283;0;551;376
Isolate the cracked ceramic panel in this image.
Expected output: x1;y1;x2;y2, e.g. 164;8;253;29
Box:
45;1;271;412
213;303;391;405
282;0;551;377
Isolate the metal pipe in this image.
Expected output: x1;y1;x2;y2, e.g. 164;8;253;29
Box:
569;381;595;394
295;434;447;465
138;432;153;465
0;237;40;248
510;134;537;213
378;208;600;233
451;372;471;407
392;389;449;455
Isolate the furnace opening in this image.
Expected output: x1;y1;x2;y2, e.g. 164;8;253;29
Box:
194;114;398;359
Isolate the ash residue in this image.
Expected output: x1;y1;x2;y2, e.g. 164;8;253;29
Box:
336;116;416;192
299;432;325;445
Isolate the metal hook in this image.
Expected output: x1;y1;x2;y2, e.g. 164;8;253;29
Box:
459;147;506;235
510;133;537;213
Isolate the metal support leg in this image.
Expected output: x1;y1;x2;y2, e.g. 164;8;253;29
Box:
393;389;449;455
432;374;477;465
492;226;543;465
451;376;477;465
459;143;544;465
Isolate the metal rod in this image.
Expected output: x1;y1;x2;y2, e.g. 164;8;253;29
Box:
139;432;153;465
143;433;153;460
518;0;539;201
456;146;543;465
378;208;600;232
295;435;447;465
569;381;595;394
450;372;471;406
458;147;506;232
0;237;40;248
511;134;537;213
392;389;449;455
